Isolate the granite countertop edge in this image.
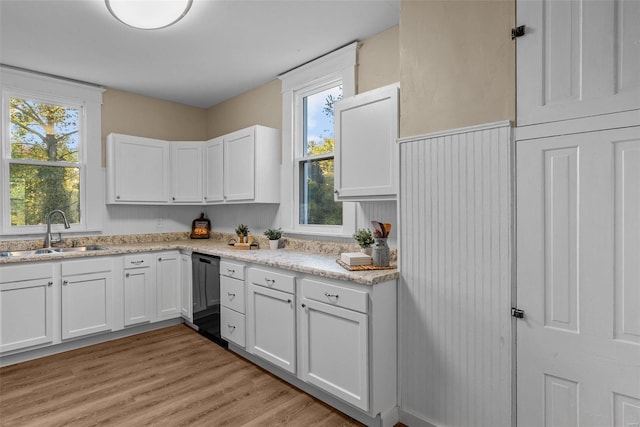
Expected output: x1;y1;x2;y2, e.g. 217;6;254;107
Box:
0;240;399;286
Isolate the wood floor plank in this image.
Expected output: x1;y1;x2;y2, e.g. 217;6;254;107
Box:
0;325;364;427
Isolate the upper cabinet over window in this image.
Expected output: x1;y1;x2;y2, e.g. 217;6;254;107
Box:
516;0;640;126
0;67;104;236
334;83;399;201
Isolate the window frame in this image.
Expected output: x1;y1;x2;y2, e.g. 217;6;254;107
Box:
279;43;358;237
0;67;104;236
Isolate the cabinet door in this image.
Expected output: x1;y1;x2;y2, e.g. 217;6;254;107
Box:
123;267;152;326
334;84;399;200
180;253;193;322
247;283;296;373
224;127;255;201
0;277;54;352
62;270;114;340
171;142;203;203
204;137;224;203
517;0;640;126
516;127;640;426
156;253;181;320
300;298;369;411
110;134;169;203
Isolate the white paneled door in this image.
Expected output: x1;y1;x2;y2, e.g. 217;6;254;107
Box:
516;126;640;426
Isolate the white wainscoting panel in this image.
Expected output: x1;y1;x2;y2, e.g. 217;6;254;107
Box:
398;121;513;427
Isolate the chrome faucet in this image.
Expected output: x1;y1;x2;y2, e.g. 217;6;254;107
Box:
44;210;71;248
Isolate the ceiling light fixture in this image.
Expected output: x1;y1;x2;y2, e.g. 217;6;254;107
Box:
105;0;193;30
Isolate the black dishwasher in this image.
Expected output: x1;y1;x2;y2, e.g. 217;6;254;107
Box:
191;253;227;348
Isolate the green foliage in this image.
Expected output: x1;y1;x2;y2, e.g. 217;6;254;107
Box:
300;156;342;225
263;228;282;240
353;228;374;248
235;224;249;236
8;98;80;226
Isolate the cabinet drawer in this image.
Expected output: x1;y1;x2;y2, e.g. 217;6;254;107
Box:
61;258;113;276
221;306;245;347
220;275;245;313
248;267;295;294
301;279;368;314
220;260;245;280
123;253;152;269
1;263;53;283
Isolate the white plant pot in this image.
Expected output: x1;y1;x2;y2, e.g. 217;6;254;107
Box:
360;247;372;256
269;239;279;250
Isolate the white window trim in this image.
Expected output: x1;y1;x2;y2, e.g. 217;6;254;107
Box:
279;42;358;237
0;67;104;236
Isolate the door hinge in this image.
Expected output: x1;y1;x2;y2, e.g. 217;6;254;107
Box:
511;25;526;40
511;307;525;319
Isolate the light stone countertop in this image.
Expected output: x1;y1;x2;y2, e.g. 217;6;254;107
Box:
0;239;398;286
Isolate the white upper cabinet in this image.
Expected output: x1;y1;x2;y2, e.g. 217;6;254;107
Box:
107;134;170;204
223;125;281;204
204;137;224;203
334;83;399;201
224;127;256;202
106;125;280;205
171;142;203;203
517;0;640;126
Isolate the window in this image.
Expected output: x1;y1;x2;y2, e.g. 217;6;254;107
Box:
297;83;342;226
1;68;103;235
280;43;357;236
9;96;82;226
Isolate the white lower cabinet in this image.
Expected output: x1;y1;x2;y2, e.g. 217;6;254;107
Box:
155;251;181;320
221;306;245;346
179;253;193;323
240;265;397;421
220;260;246;347
123;254;154;326
247;267;296;374
0;263;55;353
300;279;369;411
61;258;114;340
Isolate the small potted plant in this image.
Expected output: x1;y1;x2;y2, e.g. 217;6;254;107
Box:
264;227;283;250
353;228;374;255
235;224;249;243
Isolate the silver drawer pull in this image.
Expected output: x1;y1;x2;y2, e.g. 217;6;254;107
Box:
287;299;292;304
63;280;69;286
227;268;235;274
227;292;236;298
265;278;275;285
125;273;130;278
131;260;144;265
227;324;236;331
324;292;339;299
47;281;53;287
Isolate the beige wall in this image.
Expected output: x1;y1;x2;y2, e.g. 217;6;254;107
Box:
399;0;515;137
206;79;282;138
205;28;400;137
102;89;208;140
101;89;208;165
358;25;400;93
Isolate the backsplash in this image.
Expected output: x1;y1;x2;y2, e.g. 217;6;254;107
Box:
1;231;396;261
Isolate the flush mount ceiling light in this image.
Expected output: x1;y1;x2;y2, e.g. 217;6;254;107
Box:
106;0;193;30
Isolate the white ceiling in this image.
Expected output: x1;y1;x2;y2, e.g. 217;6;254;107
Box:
0;0;399;108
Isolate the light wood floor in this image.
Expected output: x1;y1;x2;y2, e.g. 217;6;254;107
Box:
0;325;365;426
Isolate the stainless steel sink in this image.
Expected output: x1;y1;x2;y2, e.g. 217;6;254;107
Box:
0;246;108;258
53;245;108;253
0;248;57;258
